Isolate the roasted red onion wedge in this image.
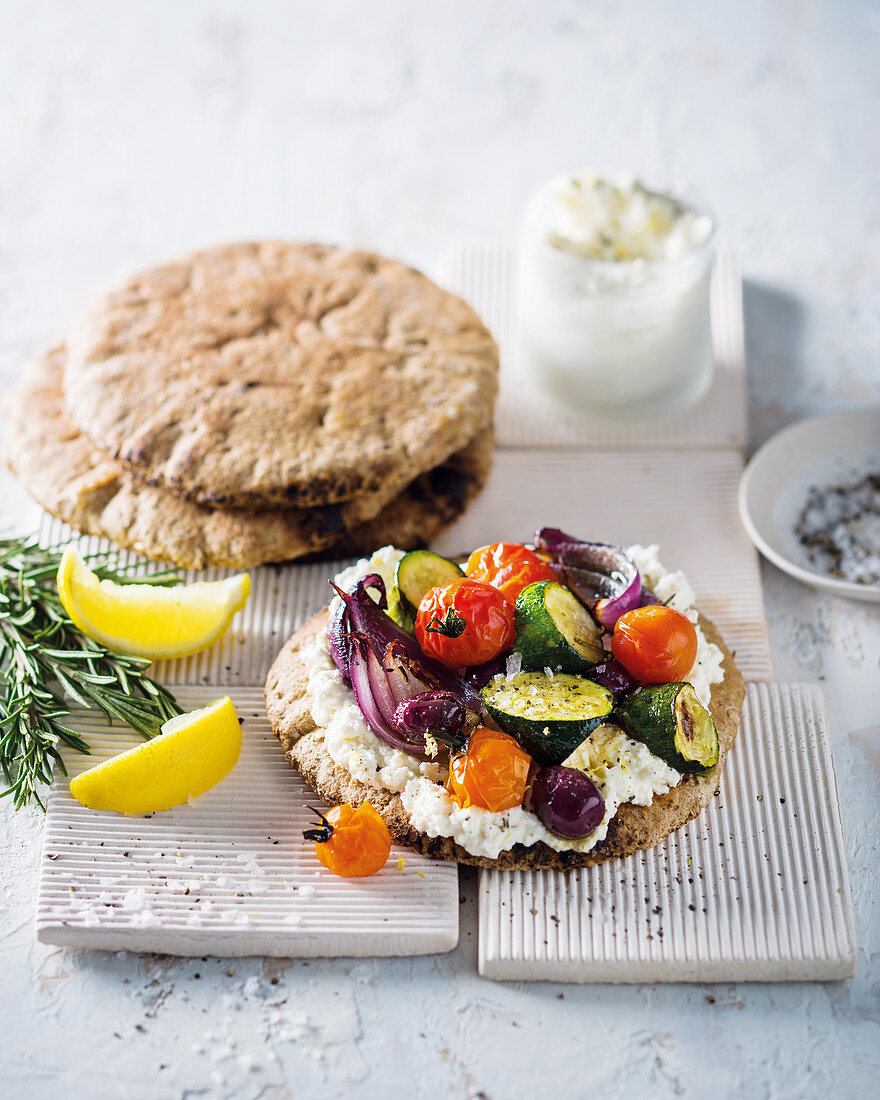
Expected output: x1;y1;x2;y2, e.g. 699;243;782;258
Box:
326;598;351;680
328;573;485;755
329;576;481;710
534;528;642;629
347;634;430;755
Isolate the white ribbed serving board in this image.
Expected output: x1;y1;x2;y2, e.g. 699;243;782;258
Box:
442;243;747;450
478;683;856;982
435;448;773;682
36;687;459;957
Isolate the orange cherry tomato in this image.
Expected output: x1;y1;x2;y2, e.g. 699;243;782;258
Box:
465;542;557;604
304;802;392;877
446;728;533;813
415;577;515;667
610;605;698;683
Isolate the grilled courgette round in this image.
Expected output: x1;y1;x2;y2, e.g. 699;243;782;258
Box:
513;580;604;673
482;670;613;765
614;682;718;772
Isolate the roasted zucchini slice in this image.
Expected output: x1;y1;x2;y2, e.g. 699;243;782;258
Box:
614;682;719;772
482;670;613;765
388;550;464;633
513;580;604;673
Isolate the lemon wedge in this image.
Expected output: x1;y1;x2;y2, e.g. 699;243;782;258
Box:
69;696;242;814
57;548;250;659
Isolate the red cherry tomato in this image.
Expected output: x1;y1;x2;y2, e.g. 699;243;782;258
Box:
446;728;533;812
415;577;515;667
304;802;392;877
465;542;557;604
610;605;698;683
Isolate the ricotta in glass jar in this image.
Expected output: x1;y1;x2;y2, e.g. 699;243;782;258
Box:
518;170;716;421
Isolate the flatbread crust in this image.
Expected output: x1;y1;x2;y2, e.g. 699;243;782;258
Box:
265;609;746;869
63;241;499;510
2;346;493;569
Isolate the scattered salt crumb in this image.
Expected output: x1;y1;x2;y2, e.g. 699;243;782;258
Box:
242;976;261;998
233;912;251;926
284;913;302;925
298;884;316;899
505;651;523;679
121;888;147;911
238;1054;258;1073
186;914;203;928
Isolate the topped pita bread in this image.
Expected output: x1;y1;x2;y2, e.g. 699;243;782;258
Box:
265;606;745;870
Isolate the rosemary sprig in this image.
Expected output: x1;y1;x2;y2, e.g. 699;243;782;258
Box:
0;536;185;811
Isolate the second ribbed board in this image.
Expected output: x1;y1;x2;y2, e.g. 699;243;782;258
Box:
478;683;855;982
433;448;772;682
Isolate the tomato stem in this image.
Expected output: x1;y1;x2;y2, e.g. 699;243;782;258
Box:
424;608;467;639
303;806;334;844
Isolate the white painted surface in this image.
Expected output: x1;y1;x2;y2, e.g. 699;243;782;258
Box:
1;2;878;1098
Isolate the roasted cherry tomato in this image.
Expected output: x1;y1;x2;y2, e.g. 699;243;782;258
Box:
446;727;533;812
304;801;392;877
465;542;557;603
415;577;515;667
610;605;698;684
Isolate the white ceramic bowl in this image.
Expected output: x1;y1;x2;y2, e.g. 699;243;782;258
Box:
739;408;880;601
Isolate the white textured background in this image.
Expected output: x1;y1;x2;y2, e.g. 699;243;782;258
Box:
1;2;878;1098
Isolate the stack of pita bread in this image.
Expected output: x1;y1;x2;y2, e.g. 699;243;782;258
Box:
3;242;498;568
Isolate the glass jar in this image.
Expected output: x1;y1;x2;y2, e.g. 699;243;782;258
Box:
518;178;717;422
